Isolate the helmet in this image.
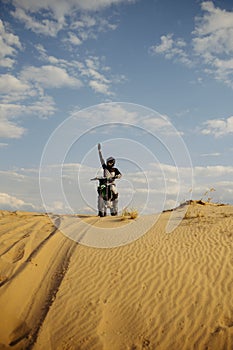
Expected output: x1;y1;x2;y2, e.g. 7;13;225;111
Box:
106;156;115;167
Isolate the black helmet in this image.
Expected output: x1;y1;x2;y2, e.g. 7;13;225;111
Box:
106;156;115;167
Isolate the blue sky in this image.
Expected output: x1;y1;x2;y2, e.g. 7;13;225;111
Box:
0;0;233;214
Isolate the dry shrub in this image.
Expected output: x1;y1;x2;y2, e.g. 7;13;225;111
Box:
121;207;138;220
184;207;204;220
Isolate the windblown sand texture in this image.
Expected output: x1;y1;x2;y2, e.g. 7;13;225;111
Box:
0;202;233;349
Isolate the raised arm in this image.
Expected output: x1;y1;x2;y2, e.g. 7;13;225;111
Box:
98;143;105;166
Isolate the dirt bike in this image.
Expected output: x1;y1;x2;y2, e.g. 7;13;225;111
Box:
90;176;118;217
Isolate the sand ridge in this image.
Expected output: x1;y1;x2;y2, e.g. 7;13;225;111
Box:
0;203;233;349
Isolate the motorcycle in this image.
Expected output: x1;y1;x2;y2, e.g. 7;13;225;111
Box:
90;176;118;217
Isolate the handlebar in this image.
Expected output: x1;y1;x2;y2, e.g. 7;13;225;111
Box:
90;176;119;181
91;177;107;181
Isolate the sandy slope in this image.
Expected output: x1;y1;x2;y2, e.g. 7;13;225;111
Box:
0;202;233;349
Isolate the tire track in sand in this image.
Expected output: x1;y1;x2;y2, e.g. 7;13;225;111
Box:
0;217;59;287
0;215;104;349
0;216;77;349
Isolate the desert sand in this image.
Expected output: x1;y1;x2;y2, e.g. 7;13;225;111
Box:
0;201;233;349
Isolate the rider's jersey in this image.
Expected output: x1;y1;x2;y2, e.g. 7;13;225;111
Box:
102;164;121;183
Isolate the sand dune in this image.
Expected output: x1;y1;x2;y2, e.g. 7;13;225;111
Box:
0;202;233;349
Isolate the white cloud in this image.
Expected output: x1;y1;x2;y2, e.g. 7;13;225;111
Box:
70;103;184;140
0;50;119;139
66;32;82;46
35;48;122;95
192;1;233;86
0;192;37;211
0;74;30;94
150;33;192;67
0;66;77;132
0;115;25;139
70;0;135;12
194;165;233;177
20;65;82;88
201;116;233;137
11;0;133;38
12;7;64;37
150;2;233;87
72;103;138;125
26;96;57;118
1;94;56;117
12;0;135;16
0;93;56;139
0;19;22;67
79;56;114;95
150;163;233;204
142;116;171;130
89;80;111;95
193;1;233;37
151;34;174;54
200;152;221;157
0;143;8;147
67;15;118;45
0;170;44;211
